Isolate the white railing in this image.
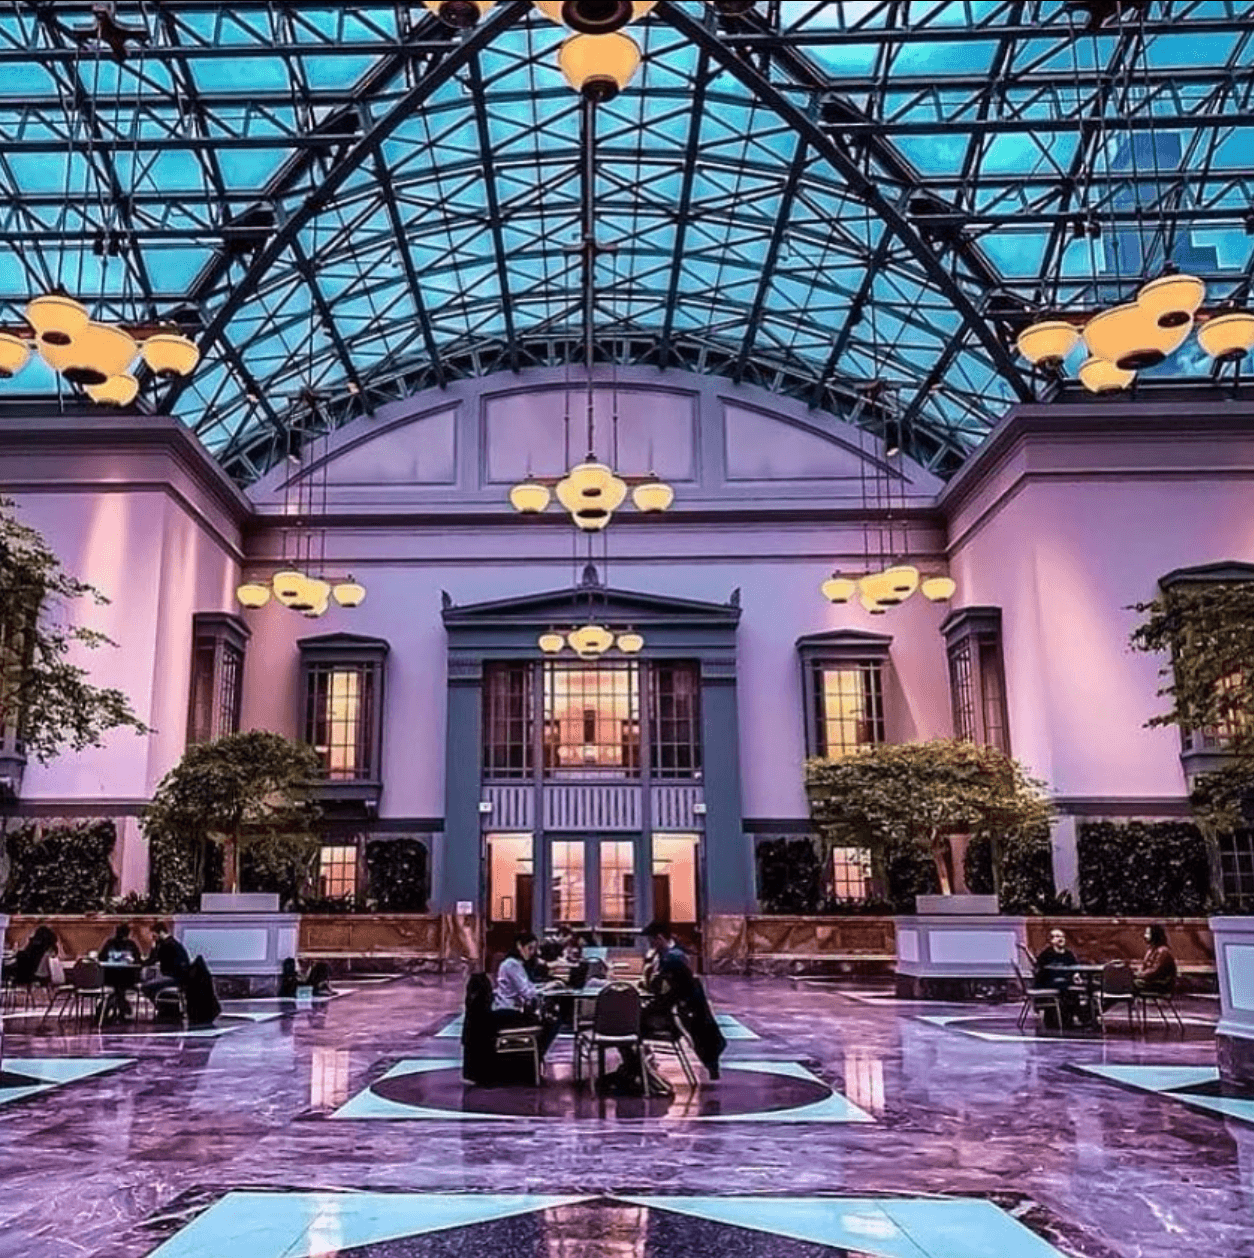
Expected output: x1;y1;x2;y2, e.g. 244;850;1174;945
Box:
483;781;704;833
543;783;641;831
651;783;704;831
482;784;534;831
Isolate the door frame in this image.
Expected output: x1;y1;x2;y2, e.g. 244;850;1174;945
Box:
542;832;649;940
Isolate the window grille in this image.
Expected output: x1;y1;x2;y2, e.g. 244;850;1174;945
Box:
543;662;640;778
813;662;884;759
948;639;976;743
319;844;358;899
306;663;378;780
943;608;1009;753
186;614;248;745
831;847;873;900
483;663;534;780
650;662;702;779
1220;830;1254;910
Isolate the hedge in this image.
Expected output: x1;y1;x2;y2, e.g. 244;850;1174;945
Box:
1077;820;1210;915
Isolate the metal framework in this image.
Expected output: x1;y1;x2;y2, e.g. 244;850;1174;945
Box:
0;1;1251;482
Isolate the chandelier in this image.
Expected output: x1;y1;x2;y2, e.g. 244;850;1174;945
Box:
539;624;644;657
425;2;757;100
236;406;366;618
1;295;200;406
820;422;956;616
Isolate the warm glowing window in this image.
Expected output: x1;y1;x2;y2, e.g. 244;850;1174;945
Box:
319;844;357;898
543;663;640;778
831;847;873;900
813;662;883;759
1186;671;1248;753
483;663;534;780
306;663;378;780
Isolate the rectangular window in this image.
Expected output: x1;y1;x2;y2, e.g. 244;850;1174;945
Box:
944;611;1009;753
650;663;702;780
1220;830;1254;910
831;847;873;900
483;664;534;780
978;640;1009;754
948;639;976;744
319;844;358;899
306;663;378;780
813;662;884;759
187;615;247;745
1184;671;1246;753
543;663;640;778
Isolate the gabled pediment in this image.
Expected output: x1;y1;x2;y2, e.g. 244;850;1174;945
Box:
796;628;893;656
443;568;740;629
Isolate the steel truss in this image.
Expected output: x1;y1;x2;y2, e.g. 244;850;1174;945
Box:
0;0;1249;482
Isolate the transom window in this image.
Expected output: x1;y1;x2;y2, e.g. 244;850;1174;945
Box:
813;662;884;760
544;663;640;778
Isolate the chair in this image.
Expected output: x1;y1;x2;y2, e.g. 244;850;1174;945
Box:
1136;975;1184;1031
1096;961;1138;1033
641;1009;698;1089
36;956;76;1028
1012;956;1063;1032
573;982;641;1086
48;958;107;1026
495;1023;545;1086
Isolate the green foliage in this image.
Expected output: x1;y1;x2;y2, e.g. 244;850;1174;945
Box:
756;838;823;914
964;830;1059;913
365;838;429;912
240;830;322;910
1130;582;1254;752
143;730;321;899
0;496;148;764
1077;820;1212;915
2;819;116;912
806;739;1055;898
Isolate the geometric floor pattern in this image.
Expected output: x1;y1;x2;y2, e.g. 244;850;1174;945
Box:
143;1192;1069;1258
0;1056;134;1107
1073;1063;1254;1126
433;1011;760;1041
918;1013;1217;1045
331;1057;874;1124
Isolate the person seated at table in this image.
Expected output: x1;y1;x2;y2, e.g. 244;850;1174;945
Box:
9;924;60;987
99;922;142;965
1034;928;1088;1029
1135;923;1178;995
141;922;190;1010
641;922;726;1081
278;957;302;998
492;931;560;1063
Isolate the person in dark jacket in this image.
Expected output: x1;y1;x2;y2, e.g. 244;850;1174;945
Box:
278;958;302;998
461;972;499;1085
642;922;726;1081
183;955;221;1026
1034;928;1087;1029
10;924;59;986
98;922;142;964
141;922;191;1007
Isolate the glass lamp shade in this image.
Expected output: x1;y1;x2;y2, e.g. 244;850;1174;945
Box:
0;333;30;379
558;31;641;100
1016;320;1080;367
303;595;331;619
510;479;552;513
1082;302;1190;371
1137;272;1206;329
236;582;272;608
25;294;89;345
859;591;888;616
631;477;674;512
538;631;566;654
332;580;366;608
556;460;628;529
272;569;309;606
882;564;919;597
921;576;957;602
50;322;139;387
1197;311;1254;362
616;631;644;654
568;624;615;657
859;570;905;607
141;332;200;378
537;1;655;33
289;577;331;614
1078;356;1135;394
424;0;494;25
85;373;139;406
821;575;857;604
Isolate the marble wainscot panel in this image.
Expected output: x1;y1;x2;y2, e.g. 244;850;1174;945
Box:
895;899;1025;1000
175;894;298;997
1213;915;1254;1090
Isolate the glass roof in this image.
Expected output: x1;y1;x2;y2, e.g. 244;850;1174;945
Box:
0;1;1251;483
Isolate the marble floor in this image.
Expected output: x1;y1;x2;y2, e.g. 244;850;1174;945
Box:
0;976;1249;1258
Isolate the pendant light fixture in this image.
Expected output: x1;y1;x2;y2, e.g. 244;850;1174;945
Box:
535;1;656;35
141;331;201;379
1015;320;1080;368
85;374;140;406
1198;311;1254;362
0;334;30;379
424;0;495;25
558;31;642;100
1078;356;1136;394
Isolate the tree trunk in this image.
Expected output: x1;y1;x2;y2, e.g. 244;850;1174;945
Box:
931;833;953;896
223;827;240;894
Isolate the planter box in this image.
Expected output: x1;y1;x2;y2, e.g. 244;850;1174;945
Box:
299;914;443;969
175;910;299;998
895;913;1026;1001
1212;916;1254;1091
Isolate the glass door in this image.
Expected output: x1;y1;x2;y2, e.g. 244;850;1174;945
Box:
546;837;639;943
549;838;588;931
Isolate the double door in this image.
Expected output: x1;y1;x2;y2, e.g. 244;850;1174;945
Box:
548;837;641;946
